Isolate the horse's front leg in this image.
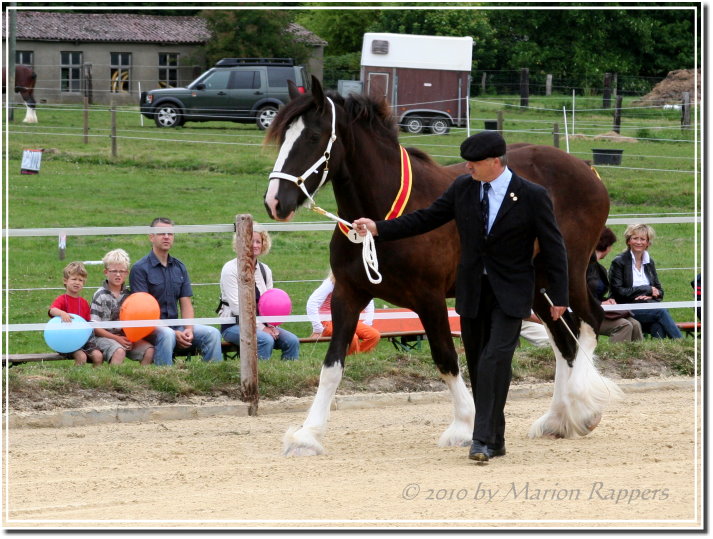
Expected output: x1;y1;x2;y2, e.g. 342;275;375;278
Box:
283;292;363;457
418;304;474;447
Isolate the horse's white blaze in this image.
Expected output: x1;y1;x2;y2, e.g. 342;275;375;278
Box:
529;322;623;438
438;372;475;447
265;118;305;219
283;363;343;456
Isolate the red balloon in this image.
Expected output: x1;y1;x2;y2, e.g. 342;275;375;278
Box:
120;292;160;342
257;288;292;326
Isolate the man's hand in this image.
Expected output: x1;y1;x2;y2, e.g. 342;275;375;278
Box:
352;218;377;237
175;327;193;348
550;306;567;321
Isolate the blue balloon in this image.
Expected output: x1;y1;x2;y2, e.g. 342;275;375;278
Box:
44;314;92;354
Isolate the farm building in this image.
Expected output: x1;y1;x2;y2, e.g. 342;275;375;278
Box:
2;11;327;106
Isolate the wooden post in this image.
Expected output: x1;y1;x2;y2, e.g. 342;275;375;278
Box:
496;110;504;134
111;106;117;157
553;123;560;148
545;74;552;96
603;72;612;109
613;95;622;134
519;68;529;108
481;72;487;94
681;92;691;130
8;6;16;122
83;97;89;144
236;214;259;415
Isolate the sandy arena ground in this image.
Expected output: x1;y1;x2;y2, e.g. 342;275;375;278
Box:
2;378;702;529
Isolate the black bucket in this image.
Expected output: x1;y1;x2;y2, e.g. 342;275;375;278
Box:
484;120;498;131
592;149;623;165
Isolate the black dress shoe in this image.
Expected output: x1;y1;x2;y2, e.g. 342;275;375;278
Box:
468;441;490;462
488;445;506;457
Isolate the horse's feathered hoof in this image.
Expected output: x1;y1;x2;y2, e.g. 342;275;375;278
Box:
586;413;602;432
438;425;472;448
282;426;324;457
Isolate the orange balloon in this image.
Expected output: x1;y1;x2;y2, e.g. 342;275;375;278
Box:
119;292;160;342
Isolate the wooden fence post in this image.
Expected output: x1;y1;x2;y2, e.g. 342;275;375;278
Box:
496;110;504;134
681;92;691;130
545;74;552;96
603;72;612;109
111;106;117;157
481;72;487;94
520;68;529;108
236;214;259;415
553;123;560;148
613;96;623;134
83;97;89;144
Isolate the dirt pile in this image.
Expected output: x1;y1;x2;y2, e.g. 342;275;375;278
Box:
634;68;700;105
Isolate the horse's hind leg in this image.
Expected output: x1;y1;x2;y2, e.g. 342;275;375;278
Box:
530;294;623;438
418;304;474;447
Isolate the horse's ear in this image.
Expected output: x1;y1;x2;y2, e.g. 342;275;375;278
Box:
311;75;326;111
287;80;301;101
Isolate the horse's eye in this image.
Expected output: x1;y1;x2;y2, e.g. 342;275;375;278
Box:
308;132;321;143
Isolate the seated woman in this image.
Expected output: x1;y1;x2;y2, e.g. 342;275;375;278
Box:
306;271;380;355
218;227;300;360
608;224;682;339
587;227;643;342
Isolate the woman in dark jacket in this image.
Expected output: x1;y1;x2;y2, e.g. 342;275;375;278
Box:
586;227;643;342
608;224;682;339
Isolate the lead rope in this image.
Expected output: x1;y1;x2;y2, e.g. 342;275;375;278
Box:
310;205;382;284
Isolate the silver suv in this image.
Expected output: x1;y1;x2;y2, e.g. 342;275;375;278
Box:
140;58;310;129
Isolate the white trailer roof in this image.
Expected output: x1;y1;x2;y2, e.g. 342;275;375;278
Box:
361;33;473;72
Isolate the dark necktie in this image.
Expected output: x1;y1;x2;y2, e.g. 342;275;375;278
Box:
481;182;491;236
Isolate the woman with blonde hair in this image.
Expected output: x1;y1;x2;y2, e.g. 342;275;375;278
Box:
608;224;681;339
218;227;300;360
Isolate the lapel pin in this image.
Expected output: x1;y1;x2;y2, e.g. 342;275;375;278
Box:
510;192;518;201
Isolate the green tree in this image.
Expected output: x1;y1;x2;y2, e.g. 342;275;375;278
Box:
198;10;312;67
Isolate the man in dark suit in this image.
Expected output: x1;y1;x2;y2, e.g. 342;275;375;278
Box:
353;131;569;462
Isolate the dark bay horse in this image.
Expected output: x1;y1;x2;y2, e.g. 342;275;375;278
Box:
2;65;38;123
265;77;621;456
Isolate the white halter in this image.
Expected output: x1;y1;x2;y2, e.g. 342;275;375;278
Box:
269;96;382;284
269;97;338;207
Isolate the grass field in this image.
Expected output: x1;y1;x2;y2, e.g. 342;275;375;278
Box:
2;93;701;394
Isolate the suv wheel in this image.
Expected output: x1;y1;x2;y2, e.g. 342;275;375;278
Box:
429;117;451;135
403;116;425;134
256;105;278;130
154;103;183;128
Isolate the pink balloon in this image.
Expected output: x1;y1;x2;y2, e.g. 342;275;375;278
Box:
257;288;292;326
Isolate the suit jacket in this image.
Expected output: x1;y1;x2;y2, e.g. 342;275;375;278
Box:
608;250;664;304
377;171;569;319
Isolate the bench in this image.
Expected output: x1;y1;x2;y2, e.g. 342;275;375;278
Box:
298;308;462;352
676;322;701;338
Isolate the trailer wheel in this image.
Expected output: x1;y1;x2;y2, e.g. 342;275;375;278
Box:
429;117;451;135
403;116;425;134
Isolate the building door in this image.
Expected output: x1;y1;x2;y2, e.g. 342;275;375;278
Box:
367;72;389;101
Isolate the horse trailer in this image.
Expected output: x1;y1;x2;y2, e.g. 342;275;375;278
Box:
360;33;473;135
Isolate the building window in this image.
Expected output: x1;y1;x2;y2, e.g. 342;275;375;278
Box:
110;52;131;93
16;51;34;66
158;53;178;88
61;51;82;93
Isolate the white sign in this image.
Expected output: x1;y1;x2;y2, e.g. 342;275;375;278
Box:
21;149;43;174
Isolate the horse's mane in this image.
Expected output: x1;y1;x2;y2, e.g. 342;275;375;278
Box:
265;91;399;148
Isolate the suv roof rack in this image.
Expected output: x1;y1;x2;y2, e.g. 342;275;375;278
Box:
215;58;295;67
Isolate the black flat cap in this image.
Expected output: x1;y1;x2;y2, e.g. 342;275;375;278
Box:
460;131;507;162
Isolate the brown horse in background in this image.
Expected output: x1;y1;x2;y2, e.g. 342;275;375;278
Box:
2;65;38;123
264;77;621;456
